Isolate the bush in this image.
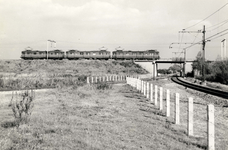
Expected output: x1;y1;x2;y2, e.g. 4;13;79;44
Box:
9;90;35;127
95;82;113;90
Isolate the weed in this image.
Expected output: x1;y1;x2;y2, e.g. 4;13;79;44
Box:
95;81;113;90
9;90;35;127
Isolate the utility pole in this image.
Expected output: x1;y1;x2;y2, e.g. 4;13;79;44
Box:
183;48;186;78
202;25;206;83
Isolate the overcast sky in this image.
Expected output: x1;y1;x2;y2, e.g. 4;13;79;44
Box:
0;0;228;60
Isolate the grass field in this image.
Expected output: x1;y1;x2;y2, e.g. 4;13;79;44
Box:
0;60;227;149
1;81;226;150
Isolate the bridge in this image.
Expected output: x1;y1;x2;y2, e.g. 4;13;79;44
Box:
134;58;196;64
134;58;213;79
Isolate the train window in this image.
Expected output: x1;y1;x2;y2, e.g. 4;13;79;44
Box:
80;52;83;55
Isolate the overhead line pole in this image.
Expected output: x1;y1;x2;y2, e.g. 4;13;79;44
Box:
202;25;206;83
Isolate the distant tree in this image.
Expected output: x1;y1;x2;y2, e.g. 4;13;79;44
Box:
208;59;228;84
192;51;210;75
157;69;172;74
169;65;182;73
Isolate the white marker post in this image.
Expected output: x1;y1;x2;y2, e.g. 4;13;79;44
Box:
146;82;149;99
155;85;158;106
144;82;146;96
87;77;90;84
159;87;163;110
188;97;193;136
166;89;170;117
207;104;215;150
150;83;153;102
175;93;180;124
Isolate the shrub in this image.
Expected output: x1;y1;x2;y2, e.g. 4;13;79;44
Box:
9;90;35;127
95;81;113;90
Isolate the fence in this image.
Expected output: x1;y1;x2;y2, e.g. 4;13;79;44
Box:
86;75;128;84
126;77;220;150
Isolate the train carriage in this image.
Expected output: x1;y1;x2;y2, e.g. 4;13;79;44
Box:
48;50;64;60
21;47;47;60
143;50;160;60
83;50;111;60
112;49;160;60
66;50;82;60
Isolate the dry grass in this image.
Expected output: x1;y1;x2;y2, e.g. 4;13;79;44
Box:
0;82;215;150
144;78;228;150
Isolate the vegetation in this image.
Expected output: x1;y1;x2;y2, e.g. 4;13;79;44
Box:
0;59;147;76
0;83;210;150
0;59;227;149
10;90;35;127
192;51;228;84
157;65;182;75
0;60;147;91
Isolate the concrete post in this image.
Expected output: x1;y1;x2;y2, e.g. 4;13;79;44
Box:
155;85;158;106
139;79;141;92
188;97;193;136
207;104;215;150
150;83;153;102
103;76;105;82
144;82;146;96
146;82;149;99
159;87;163;110
166;89;170;117
87;77;89;84
152;61;157;80
175;93;180;124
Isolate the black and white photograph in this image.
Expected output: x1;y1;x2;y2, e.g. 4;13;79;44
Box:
0;0;227;149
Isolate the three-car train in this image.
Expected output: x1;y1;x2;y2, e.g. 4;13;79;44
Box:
21;47;160;60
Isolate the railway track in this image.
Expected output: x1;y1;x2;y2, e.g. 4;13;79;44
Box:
171;76;228;99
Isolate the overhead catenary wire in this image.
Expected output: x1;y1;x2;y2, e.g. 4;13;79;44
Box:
183;28;228;49
184;2;228;30
207;18;228;30
208;31;228;41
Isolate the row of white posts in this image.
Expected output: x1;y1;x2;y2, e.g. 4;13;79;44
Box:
126;77;215;150
87;75;128;84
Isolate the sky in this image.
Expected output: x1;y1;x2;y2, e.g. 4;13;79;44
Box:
0;0;228;61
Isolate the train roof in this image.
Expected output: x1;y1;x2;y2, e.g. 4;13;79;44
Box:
66;49;80;52
113;50;159;53
22;50;47;53
48;49;64;53
81;50;110;52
